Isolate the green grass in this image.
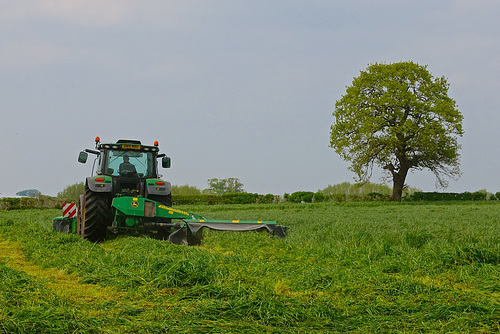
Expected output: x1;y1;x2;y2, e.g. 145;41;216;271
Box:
0;202;499;333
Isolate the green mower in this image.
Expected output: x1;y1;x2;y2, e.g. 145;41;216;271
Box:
53;137;287;245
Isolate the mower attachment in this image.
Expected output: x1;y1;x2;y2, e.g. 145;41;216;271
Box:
111;196;287;245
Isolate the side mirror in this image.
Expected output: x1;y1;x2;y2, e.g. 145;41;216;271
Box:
162;156;171;168
78;151;88;164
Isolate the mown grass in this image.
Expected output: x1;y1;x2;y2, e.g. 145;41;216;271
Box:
0;202;499;333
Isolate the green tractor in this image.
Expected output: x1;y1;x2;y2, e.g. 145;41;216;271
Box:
53;137;287;245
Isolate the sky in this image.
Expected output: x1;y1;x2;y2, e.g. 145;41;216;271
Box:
1;1;499;197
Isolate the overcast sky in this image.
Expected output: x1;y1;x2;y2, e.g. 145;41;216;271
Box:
1;1;499;196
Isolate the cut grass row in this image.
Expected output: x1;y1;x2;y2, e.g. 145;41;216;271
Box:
0;201;499;333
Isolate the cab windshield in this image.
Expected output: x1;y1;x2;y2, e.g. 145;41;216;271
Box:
103;150;156;178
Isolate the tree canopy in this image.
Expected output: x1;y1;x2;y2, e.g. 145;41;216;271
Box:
330;61;463;201
16;189;41;198
203;178;245;195
57;182;84;202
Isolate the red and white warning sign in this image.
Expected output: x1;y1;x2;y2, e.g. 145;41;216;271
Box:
63;203;77;218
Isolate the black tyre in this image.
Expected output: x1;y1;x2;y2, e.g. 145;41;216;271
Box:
82;185;111;242
76;194;84;237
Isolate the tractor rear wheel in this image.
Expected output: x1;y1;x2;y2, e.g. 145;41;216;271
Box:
82;185;111;242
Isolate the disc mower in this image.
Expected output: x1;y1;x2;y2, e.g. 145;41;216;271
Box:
53;138;287;245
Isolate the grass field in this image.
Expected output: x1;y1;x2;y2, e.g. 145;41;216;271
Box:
0;202;499;333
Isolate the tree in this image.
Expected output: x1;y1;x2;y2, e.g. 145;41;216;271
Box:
330;62;463;201
16;189;41;198
203;178;244;195
57;182;84;202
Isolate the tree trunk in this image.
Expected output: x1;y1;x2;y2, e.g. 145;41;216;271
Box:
391;168;409;202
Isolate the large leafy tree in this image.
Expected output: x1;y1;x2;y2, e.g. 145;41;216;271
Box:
330;62;463;201
203;178;245;195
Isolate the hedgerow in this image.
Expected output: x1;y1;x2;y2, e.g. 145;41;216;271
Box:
2;190;499;211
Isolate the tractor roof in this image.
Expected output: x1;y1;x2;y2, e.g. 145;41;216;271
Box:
117;139;141;144
97;139;159;152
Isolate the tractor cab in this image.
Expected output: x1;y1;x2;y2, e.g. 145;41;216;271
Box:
78;137;172;203
99;146;156;178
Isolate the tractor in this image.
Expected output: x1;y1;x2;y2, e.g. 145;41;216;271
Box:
53;137;287;245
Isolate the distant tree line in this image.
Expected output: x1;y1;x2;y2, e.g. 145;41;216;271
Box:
2;185;499;210
22;180;497;208
171;177;245;196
